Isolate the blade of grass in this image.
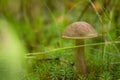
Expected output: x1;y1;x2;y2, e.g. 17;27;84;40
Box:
27;41;120;56
89;0;102;23
107;9;120;54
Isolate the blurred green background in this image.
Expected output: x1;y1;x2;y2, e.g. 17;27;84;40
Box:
0;0;120;80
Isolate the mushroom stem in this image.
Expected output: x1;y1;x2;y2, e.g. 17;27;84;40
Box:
74;39;87;75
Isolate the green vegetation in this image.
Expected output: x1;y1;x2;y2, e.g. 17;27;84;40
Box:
0;0;120;80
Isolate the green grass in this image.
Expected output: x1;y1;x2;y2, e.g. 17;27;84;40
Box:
24;40;120;80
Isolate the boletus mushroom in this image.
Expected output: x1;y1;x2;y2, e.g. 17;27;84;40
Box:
62;21;98;75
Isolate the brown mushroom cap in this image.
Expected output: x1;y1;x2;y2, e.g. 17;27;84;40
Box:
62;21;98;39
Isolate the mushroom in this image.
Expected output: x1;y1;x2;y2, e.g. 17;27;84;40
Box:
62;21;98;75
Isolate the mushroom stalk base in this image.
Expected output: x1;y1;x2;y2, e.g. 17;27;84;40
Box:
74;39;87;75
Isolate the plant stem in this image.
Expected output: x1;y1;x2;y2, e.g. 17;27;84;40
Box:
27;41;120;56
